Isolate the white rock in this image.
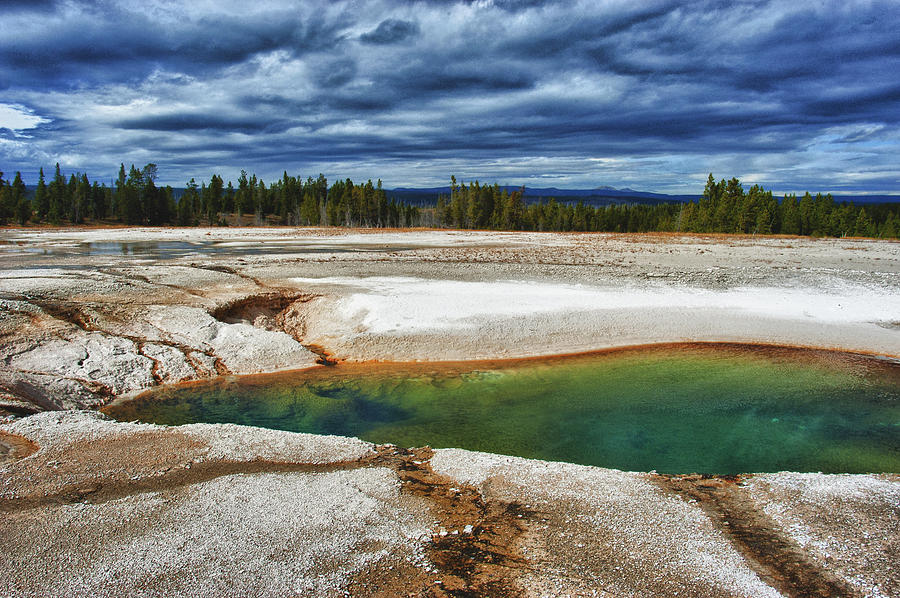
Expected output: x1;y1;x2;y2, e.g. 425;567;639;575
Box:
8;332;154;395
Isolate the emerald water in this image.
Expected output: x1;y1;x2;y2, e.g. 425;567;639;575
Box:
105;344;900;474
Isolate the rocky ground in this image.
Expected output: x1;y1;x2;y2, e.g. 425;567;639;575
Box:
1;227;898;597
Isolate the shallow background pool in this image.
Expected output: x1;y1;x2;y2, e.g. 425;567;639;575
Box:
105;343;900;474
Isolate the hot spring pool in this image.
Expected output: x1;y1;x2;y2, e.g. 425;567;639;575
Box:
104;343;900;474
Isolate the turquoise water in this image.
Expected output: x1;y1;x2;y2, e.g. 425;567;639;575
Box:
105;344;900;474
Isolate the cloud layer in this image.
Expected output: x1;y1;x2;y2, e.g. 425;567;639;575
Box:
1;0;898;193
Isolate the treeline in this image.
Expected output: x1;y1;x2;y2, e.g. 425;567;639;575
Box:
1;164;898;238
678;175;895;238
0;163;173;226
0;163;419;228
176;171;419;227
432;174;900;238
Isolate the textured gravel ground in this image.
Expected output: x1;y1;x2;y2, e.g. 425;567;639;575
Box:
2;412;896;597
746;473;900;598
431;448;783;597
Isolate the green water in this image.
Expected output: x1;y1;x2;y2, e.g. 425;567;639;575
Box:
105;344;900;474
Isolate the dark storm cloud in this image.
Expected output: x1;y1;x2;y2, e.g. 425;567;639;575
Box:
1;0;58;9
0;2;350;88
384;63;534;94
117;113;294;134
315;59;358;88
500;2;682;60
359;19;419;44
804;84;900;119
237;94;379;116
1;0;899;192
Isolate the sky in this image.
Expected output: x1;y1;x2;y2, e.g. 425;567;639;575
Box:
1;0;899;194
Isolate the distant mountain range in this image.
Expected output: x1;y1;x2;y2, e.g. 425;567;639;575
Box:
21;184;899;206
387;186;700;206
386;186;900;206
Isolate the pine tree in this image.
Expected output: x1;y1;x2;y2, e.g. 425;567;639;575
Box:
73;174;90;224
879;213;897;238
236;170;250;215
300;179;320;225
47;163;65;224
90;181;107;220
178;179;199;226
12;172;30;224
779;195;800;235
203;175;223;223
113;163;127;219
5;172;28;224
66;173;77;222
854;208;875;237
254;179;266;225
120;164;143;224
34;167;48;220
223;181;235;216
